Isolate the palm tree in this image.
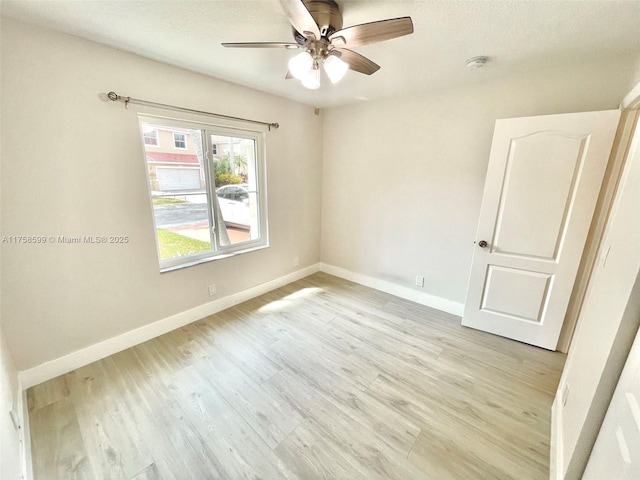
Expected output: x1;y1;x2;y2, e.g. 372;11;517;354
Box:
218;152;247;175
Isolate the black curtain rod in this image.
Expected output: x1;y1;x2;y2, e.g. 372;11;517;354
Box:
106;91;279;130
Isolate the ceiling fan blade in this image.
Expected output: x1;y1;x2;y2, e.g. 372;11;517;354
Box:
329;17;413;47
222;42;299;49
333;48;380;75
279;0;321;39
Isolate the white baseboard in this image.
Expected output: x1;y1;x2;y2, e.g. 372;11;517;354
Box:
319;263;465;317
550;394;564;480
18;264;320;389
18;262;463;390
16;261;462;479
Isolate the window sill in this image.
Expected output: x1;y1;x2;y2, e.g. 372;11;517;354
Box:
159;243;269;273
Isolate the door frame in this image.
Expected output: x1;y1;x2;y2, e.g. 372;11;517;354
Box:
551;81;640;479
557;92;640;353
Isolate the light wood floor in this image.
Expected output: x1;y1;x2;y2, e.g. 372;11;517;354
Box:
27;272;565;479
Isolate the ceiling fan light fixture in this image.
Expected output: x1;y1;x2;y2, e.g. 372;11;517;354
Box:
223;0;415;90
288;51;313;80
301;67;321;89
324;54;348;84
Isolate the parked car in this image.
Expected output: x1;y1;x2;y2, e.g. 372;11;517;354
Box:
216;184;250;229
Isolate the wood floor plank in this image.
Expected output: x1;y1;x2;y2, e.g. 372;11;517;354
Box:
274;422;369;480
129;463;162;480
265;370;430;480
29;398;95;480
329;314;443;370
27;374;71;413
65;365;155;480
300;275;408;326
135;401;231;479
262;345;421;457
368;374;550;479
191;352;303;449
407;427;524;480
165;365;299;479
289;373;427;477
273;325;381;390
192;315;283;384
28;272;564;480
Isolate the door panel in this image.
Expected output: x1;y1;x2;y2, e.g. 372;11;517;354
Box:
481;266;552;322
462;110;620;350
493;132;587;260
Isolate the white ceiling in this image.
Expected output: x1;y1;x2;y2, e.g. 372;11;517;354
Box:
2;0;639;108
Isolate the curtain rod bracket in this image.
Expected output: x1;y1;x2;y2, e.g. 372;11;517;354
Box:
106;91;279;130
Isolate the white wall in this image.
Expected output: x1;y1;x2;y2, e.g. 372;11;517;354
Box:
0;17;323;372
0;33;22;476
557;105;640;479
0;329;22;480
321;54;639;312
633;55;640;87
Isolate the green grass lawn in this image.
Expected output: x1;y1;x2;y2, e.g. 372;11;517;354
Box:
152;197;187;205
156;228;210;259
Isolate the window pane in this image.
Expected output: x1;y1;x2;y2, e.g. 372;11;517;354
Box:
173;132;186;149
143;128;158;146
212;134;258;245
141;122;212;261
140;115;267;270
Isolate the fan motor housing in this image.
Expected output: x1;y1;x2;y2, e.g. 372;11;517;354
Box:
297;0;343;39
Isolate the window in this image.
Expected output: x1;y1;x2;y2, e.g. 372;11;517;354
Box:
173;132;187;149
143;127;159;146
211;144;218;155
139;116;268;271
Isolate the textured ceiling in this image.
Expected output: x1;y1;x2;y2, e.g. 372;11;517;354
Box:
2;0;639;108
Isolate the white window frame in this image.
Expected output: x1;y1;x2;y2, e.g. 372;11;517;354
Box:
143;128;159;146
139;115;269;272
173;132;187;150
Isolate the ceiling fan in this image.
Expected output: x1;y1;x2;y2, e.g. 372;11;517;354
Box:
222;0;414;89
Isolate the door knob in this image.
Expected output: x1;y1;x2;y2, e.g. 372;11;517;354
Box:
478;240;488;248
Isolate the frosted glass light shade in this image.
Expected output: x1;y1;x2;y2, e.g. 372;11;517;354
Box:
324;54;348;84
301;68;320;89
288;51;313;80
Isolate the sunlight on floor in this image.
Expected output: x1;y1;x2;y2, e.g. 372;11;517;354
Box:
258;287;323;313
282;287;322;300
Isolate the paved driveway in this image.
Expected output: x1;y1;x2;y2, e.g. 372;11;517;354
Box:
154;203;208;228
154;203;249;243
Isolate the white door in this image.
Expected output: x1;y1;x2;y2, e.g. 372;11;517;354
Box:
462;110;620;350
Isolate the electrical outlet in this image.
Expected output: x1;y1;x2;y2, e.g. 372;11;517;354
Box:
293;256;299;267
416;275;425;287
208;284;216;296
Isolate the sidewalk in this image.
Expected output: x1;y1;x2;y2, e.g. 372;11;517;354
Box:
165;221;249;244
